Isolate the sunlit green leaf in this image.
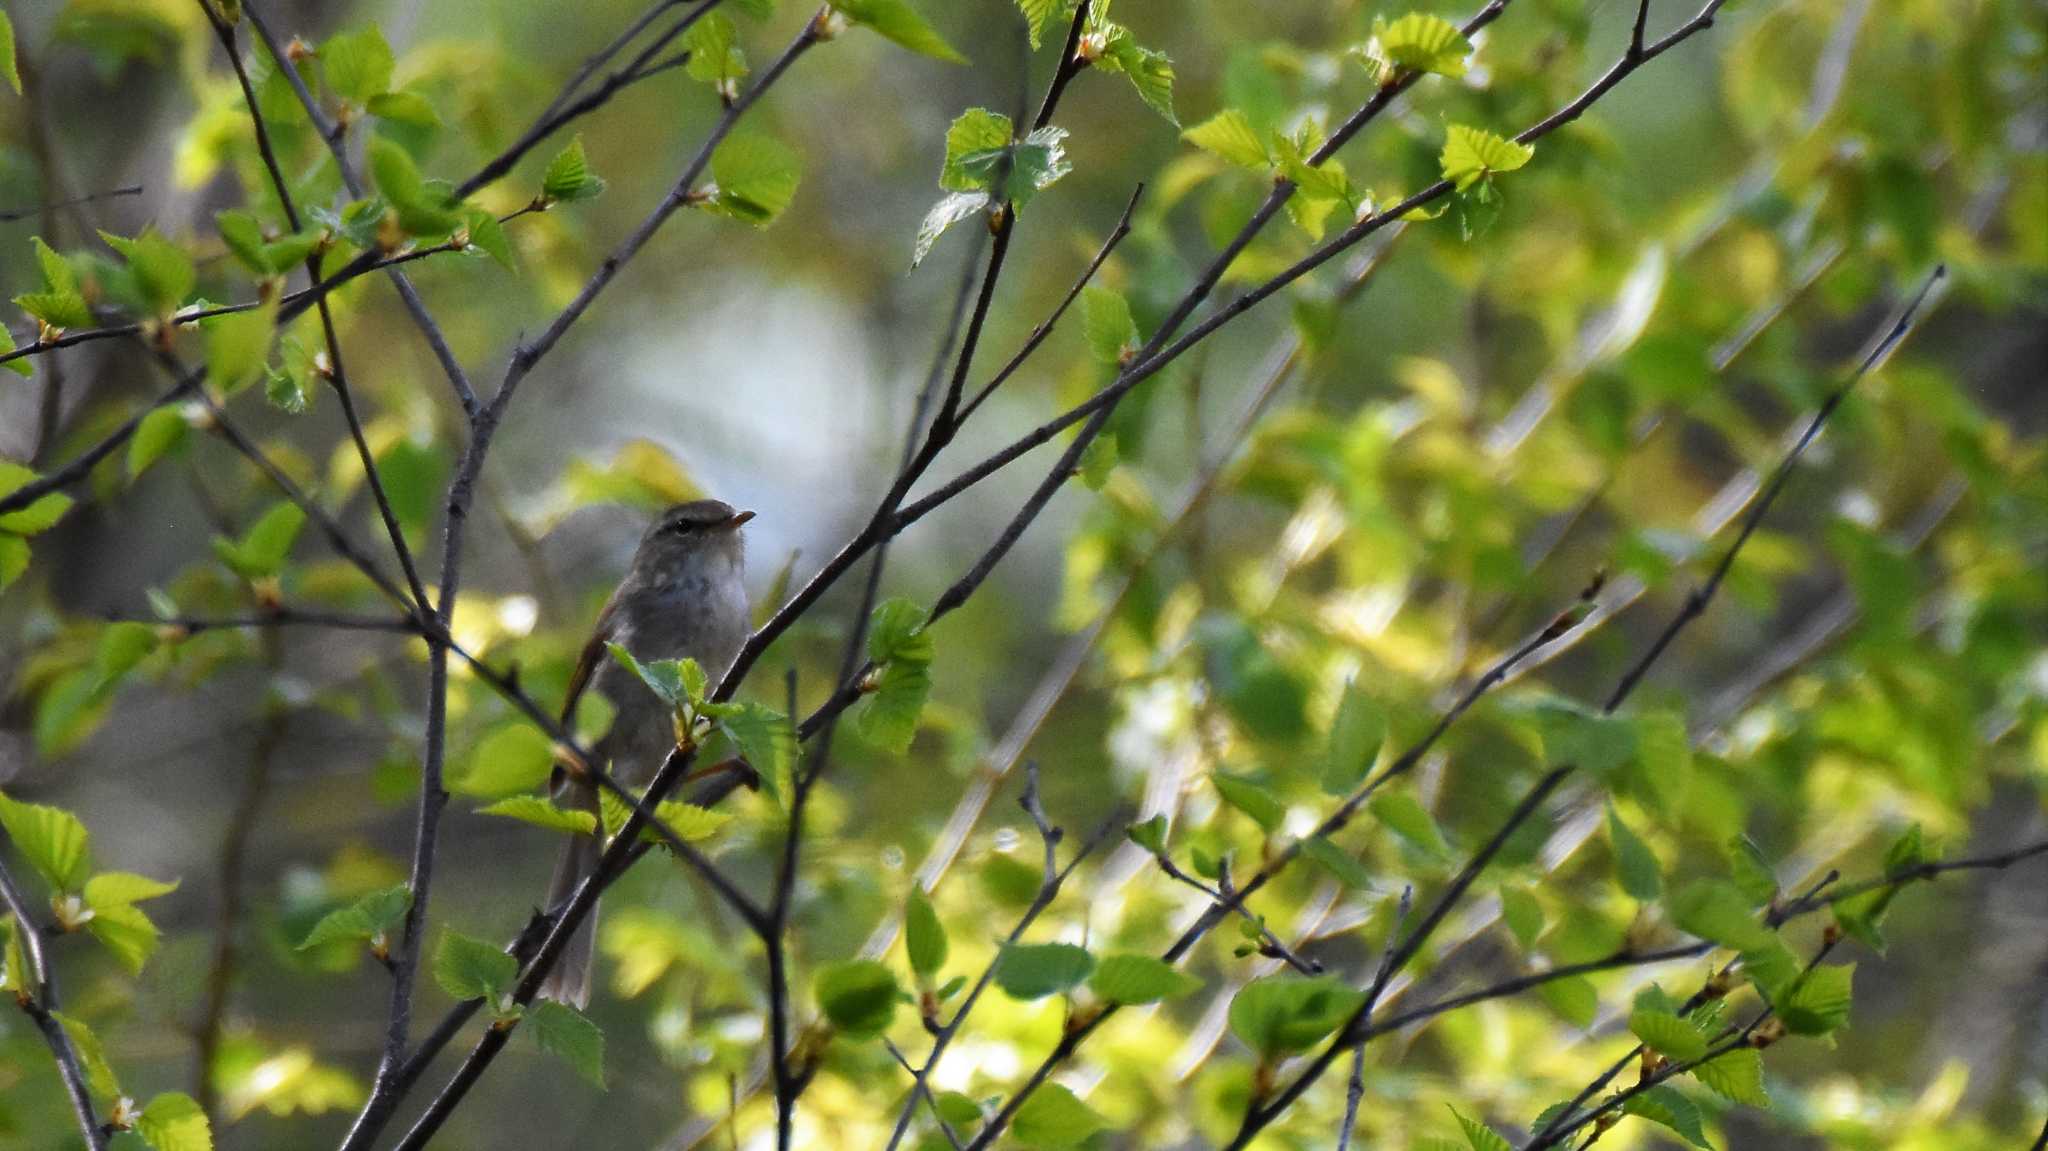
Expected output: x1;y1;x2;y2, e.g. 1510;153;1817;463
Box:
814;958;900;1037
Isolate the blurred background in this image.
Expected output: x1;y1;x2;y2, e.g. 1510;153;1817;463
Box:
2;0;2045;1147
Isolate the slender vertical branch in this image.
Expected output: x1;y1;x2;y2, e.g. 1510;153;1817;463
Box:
0;855;109;1151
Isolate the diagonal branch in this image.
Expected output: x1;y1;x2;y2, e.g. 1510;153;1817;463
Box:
0;854;108;1151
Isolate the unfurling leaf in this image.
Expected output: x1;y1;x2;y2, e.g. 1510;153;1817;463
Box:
0;790;93;892
1360;13;1473;80
542;136;608;204
297;885;413;951
1439;125;1533;192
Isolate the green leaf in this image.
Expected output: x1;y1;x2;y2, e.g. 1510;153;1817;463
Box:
814;958;900;1037
1669;880;1777;952
15;290;93;330
1016;0;1069;49
462;206;514;271
32;237;74;293
912;191;991;267
942;108;1015;193
297;885;413;950
452;724;555;799
126;405;188;481
1439;124;1533;193
366;88;440;126
136;1092;212;1151
0;461;73;534
1539;975;1598;1027
0;9;19;95
476;795;598;835
1724;836;1778;905
321;25;395;103
1086;953;1199;1004
835;0;966;64
644;800;732;844
0;322;28;378
216;209;271;274
1607;803;1662;902
84;900;158;972
715;702;795;803
83;871;177;908
1127;815;1167;855
1629;1008;1709;1062
1777;963;1853;1035
1321;682;1384;794
1451;1107;1514;1151
706;133;802;227
1622;1085;1713;1149
0;535;28;589
996;941;1095;1000
868;598;934;664
91;622;159;691
1076;432;1118;489
1364;13;1473;79
1500;885;1544;948
1227;974;1366;1058
526;999;606;1088
683;14;748;88
855;658;931;753
904;886;948;978
1369;792;1450;857
211;502;305;580
1011;1082;1107;1148
206;299;277;393
1528;699;1637;777
1182;108;1269;170
1098;31;1176;125
1212;773;1284;832
1691;1048;1769;1107
434;930;517;1002
101;229;195;316
1079;285;1136;364
604;642;693;710
53;1011;121;1098
368;137;461;235
0;791;93;891
1301;835;1374;888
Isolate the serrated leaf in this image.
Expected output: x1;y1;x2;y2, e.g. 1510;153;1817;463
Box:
1669;880;1777;952
1212;772;1284;832
1622;1085;1713;1148
462;206;514;271
1011;1082;1106;1148
604;642;692;710
1182;108;1269;169
716;702;794;803
87;900;160;972
1228;974;1365;1058
101;229;196;315
297;885;412;950
1607;803;1661;902
0;791;92;892
137;1092;213;1151
0;322;28;378
1016;0;1069;49
854;658;930;753
942;108;1014;193
996;941;1094;1000
321;25;394;103
706;133;802;227
435;929;517;1002
476;795;598;835
53;1011;121;1098
913;190;990;266
1440;124;1533;193
1365;13;1473;80
15;290;93;329
1078;285;1136;365
814;958;899;1037
835;0;966;63
526;999;605;1088
905;885;948;978
1451;1107;1514;1151
1630;1008;1709;1062
1691;1048;1769;1107
1778;963;1853;1035
1099;31;1176;125
644;800;732;844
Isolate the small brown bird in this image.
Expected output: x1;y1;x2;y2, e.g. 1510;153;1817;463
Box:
538;498;754;1007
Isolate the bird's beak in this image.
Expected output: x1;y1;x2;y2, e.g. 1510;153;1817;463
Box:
721;509;756;531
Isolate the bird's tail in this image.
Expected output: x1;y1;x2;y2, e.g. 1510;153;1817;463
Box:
536;778;603;1008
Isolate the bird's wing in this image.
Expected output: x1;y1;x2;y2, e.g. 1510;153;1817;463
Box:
558;587;623;729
